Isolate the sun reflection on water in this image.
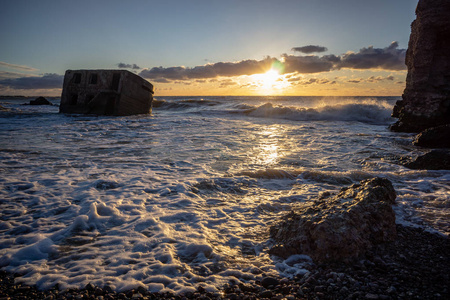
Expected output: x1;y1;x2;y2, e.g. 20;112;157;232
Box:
252;125;283;166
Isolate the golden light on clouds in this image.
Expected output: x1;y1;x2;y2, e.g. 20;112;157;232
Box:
150;67;406;97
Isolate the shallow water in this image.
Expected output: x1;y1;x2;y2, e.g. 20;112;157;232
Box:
0;96;448;293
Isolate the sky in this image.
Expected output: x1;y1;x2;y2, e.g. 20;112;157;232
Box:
0;0;418;97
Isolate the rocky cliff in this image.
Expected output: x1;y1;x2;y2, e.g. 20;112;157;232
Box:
391;0;450;132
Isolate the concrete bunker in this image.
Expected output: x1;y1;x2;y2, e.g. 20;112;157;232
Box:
59;70;154;116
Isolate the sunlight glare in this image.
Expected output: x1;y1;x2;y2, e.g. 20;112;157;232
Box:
260;69;280;89
250;68;290;95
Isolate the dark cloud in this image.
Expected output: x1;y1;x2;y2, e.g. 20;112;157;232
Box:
0;73;63;89
118;63;141;69
219;79;237;88
0;71;28;80
364;75;397;83
152;78;171;83
366;76;384;83
292;45;328;54
348;79;362;83
295;78;335;85
137;42;405;82
337;42;406;70
282;55;337;74
139;58;276;80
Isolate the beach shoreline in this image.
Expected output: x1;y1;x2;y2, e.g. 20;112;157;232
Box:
1;224;448;300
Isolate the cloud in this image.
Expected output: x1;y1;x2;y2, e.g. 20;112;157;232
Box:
0;71;33;80
347;79;363;83
0;61;38;72
282;54;338;74
139;57;276;80
292;45;328;54
337;42;406;70
219;79;237;88
366;76;384;83
362;75;397;83
293;77;336;85
118;63;141;69
0;73;63;90
135;42;406;83
152;78;171;83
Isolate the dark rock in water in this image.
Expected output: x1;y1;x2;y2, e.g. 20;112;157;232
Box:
95;180;120;190
390;0;450;132
0;104;8;111
413;124;450;148
404;149;450;170
261;277;279;289
269;177;397;263
29;96;52;105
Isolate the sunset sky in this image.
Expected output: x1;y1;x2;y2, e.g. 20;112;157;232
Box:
0;0;418;97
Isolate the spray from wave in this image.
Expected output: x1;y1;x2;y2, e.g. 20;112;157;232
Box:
244;99;394;124
154;97;396;124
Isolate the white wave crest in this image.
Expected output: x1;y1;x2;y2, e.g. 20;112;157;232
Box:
245;101;394;124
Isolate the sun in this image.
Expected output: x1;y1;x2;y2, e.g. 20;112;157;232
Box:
259;69;280;89
249;68;289;94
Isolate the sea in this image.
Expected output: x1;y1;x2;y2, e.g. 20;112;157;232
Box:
0;96;449;293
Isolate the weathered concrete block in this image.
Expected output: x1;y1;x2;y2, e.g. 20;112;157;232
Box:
60;70;154;116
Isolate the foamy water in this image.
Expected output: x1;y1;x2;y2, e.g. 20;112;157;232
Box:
0;96;448;293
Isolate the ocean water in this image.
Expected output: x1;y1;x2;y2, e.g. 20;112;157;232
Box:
0;96;449;293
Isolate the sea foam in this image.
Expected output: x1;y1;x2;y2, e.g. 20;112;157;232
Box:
0;96;448;293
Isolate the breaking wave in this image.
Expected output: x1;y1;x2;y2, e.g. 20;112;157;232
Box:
153;97;395;124
153;98;222;110
243;102;394;124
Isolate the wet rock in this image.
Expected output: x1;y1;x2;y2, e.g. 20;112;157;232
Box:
269;177;397;263
390;0;450;132
29;96;52;105
0;104;8;111
259;290;273;298
404;149;450;170
85;283;95;292
261;277;279;289
365;293;379;299
413;124;450;148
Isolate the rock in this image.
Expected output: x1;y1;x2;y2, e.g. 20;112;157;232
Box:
390;0;450;133
413;124;450;148
0;104;8;111
403;149;450;170
29;96;52;105
259;290;273;298
84;283;95;292
269;178;397;263
261;277;279;289
365;293;379;299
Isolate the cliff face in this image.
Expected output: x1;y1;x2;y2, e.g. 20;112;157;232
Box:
391;0;450;132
